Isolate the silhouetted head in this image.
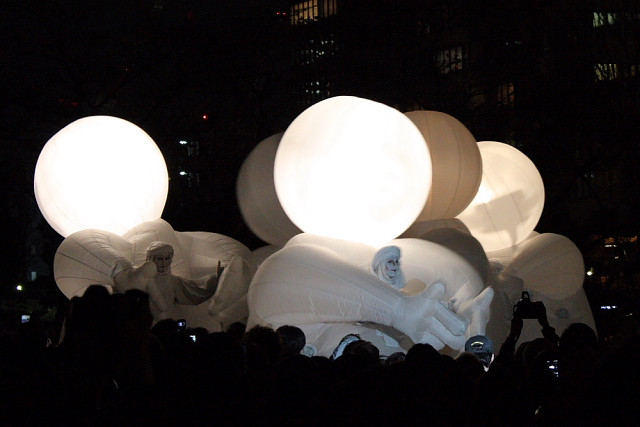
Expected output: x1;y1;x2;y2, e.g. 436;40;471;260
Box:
276;325;306;357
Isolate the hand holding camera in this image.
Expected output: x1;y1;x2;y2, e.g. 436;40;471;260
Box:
513;291;545;320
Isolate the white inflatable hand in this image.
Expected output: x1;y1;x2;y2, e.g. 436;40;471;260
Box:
456;286;494;337
392;282;469;350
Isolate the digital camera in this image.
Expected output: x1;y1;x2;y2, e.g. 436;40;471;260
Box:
513;292;544;319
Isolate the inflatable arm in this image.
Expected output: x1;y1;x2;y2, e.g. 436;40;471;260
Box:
248;241;471;350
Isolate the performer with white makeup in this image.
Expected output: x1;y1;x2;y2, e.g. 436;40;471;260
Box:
114;241;225;319
370;246;405;290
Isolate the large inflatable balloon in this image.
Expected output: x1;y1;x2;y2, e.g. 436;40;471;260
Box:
55;219;256;329
274;96;431;247
405;111;482;220
503;233;585;300
456;141;545;253
34;116;168;237
236;133;302;246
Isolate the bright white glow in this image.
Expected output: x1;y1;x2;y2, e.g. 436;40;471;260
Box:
586;270;593;276
180;171;187;176
274;96;431;247
34;116;169;237
16;285;23;291
456;141;545;252
179;140;188;145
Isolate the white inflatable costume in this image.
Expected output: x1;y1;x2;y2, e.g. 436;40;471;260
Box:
54;219;256;330
248;234;494;357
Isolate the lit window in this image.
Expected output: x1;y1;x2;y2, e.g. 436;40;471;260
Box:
595;63;619;80
436;46;465;74
593;12;617;27
291;0;337;25
295;36;335;65
296;79;332;106
291;0;319;25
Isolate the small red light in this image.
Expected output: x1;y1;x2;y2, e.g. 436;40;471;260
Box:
202;115;208;120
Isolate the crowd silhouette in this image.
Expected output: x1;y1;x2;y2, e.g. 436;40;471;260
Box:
1;284;639;427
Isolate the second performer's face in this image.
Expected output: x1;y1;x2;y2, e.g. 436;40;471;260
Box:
384;256;400;279
152;253;173;273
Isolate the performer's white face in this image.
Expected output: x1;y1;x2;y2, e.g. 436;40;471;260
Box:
384;256;400;279
152;252;173;273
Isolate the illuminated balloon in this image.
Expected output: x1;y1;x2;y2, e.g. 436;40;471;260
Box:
456;141;545;253
274;96;431;247
236;133;302;246
405;111;482;220
34;116;168;237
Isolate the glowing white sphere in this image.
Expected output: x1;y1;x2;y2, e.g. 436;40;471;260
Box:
456;141;545;252
236;133;302;246
405;111;482;220
274;96;432;247
34;116;168;237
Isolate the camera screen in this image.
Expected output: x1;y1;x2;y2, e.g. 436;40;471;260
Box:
21;315;30;323
547;359;559;377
